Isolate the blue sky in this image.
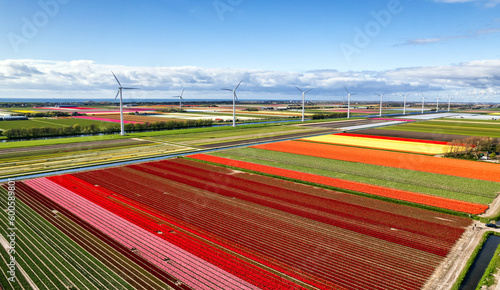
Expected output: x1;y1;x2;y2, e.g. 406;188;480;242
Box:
0;0;499;102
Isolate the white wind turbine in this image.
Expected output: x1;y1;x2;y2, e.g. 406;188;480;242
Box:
295;86;313;122
436;94;440;112
345;87;356;118
222;80;242;127
172;88;185;110
374;91;386;117
112;71;138;136
400;93;410;115
448;95;451;112
421;93;425;114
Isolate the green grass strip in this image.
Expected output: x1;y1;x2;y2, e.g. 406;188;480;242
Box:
211;148;497;204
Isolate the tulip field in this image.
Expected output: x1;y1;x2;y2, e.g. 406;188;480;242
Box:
301;133;450;154
8;156;472;289
251;140;500;183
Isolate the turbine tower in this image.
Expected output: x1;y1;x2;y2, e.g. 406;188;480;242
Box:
345;87;356;119
400;93;410;115
448;95;451;112
375;91;386;117
421;93;425;114
296;86;313;122
436;95;440;112
172;88;185;110
222;80;242;127
112;71;138;136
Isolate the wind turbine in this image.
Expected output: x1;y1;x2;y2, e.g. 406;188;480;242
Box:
296;87;313;122
345;87;356;118
448;95;451;112
222;80;242;127
112;71;138;136
436;95;440;112
421;93;425;114
172;88;185;110
400;93;410;115
374;91;386;117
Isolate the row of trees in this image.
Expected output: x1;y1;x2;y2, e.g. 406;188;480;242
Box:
124;119;213;131
11;111;87;117
2;119;213;139
311;112;348;119
444;136;500;160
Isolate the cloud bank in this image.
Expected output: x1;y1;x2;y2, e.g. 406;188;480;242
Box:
0;59;499;102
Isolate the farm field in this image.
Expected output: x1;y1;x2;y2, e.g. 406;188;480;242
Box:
0;139;193;178
14;157;472;289
380;119;500;137
301;133;449;154
0;187;136;289
207;147;498;204
142;123;332;148
75;114;181;124
189;154;487;214
251;140;500;182
355;128;471;142
0;118;108;130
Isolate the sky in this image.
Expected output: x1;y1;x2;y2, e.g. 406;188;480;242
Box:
0;0;499;102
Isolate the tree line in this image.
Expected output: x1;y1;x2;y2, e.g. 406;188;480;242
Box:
311;112;348;119
444;136;499;160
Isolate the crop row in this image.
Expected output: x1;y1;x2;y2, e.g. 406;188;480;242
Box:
68;159;463;289
14;182;187;289
251;140;500;183
190;153;488;215
24;178;258;290
47;173;297;290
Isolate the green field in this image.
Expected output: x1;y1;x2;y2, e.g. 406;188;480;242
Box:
380;119;500;137
211;147;498;204
141;123;316;145
0;118;109;130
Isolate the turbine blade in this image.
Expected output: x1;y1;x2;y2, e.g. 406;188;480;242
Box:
234;80;243;91
180;88;184;97
123;87;139;90
234;92;239;101
114;90;120;100
222;88;233;91
344;87;350;94
295;86;303;93
305;89;313;93
111;71;122;87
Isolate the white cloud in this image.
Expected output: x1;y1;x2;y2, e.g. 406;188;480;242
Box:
0;59;499;102
433;0;500;7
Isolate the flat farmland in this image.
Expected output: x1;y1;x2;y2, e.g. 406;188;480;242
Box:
355;128;471;141
81;114;180;123
18;157;471;289
380;119;500;137
143;124;333;148
207;147;498;205
0;139;193;178
0;118;108;130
